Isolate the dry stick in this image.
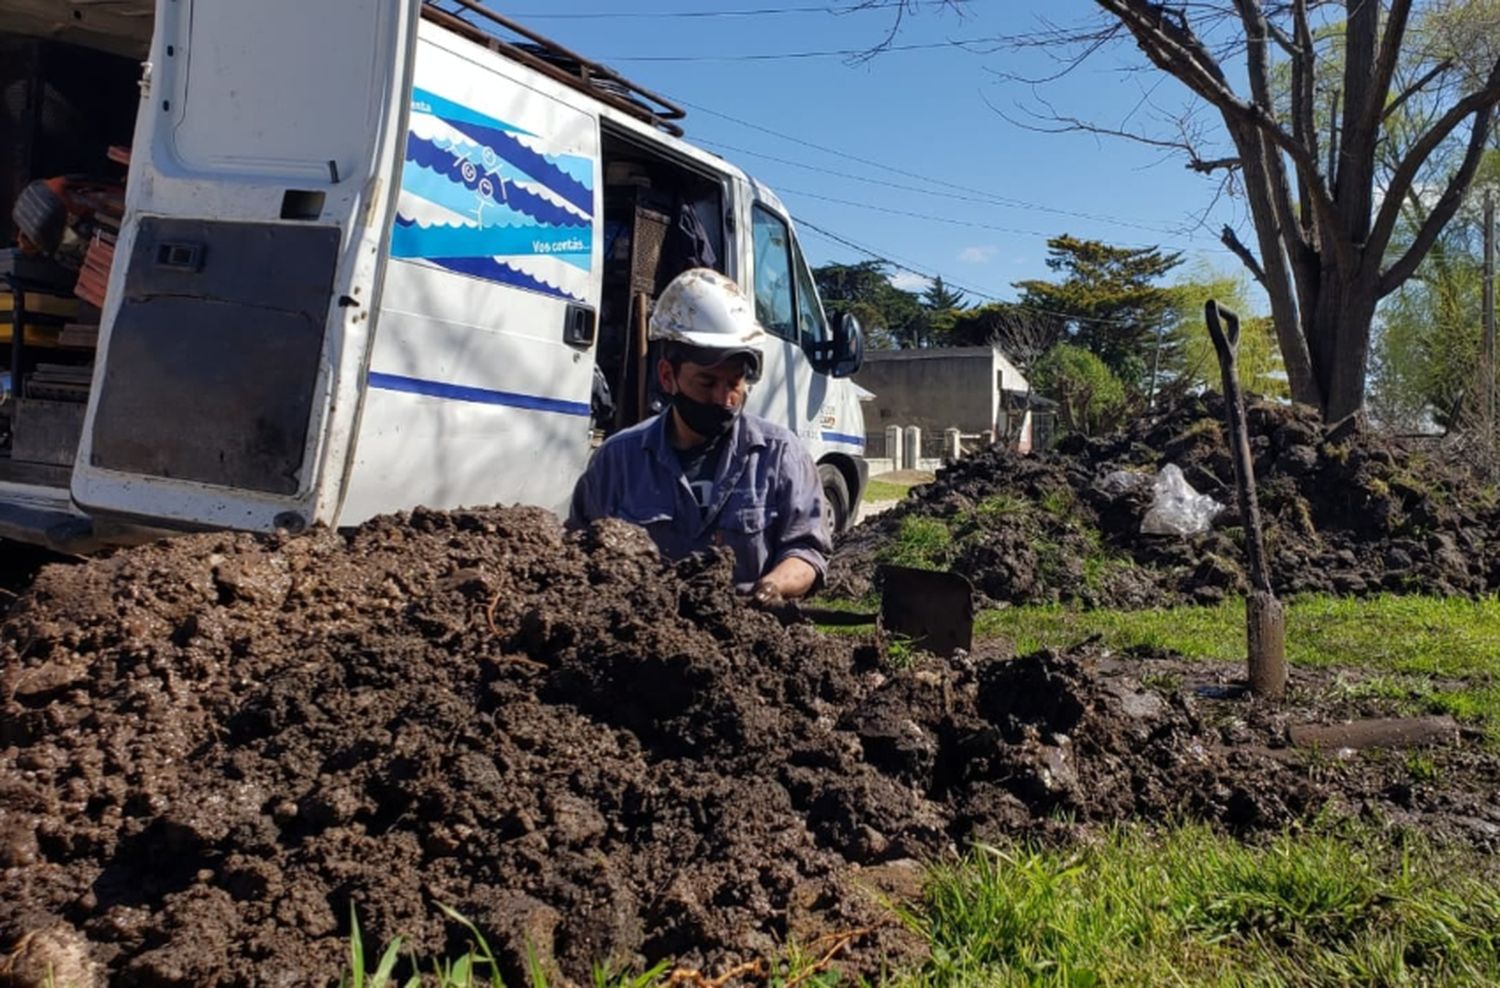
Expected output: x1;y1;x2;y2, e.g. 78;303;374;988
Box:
782;928;871;988
483;588;550;670
663;958;765;988
1205;300;1287;699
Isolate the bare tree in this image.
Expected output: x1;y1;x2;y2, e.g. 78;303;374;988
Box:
1003;1;1500;422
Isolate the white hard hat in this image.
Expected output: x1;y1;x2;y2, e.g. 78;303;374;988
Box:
649;268;766;379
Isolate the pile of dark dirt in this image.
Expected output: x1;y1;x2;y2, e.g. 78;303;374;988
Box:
3;507;1498;986
830;394;1500;607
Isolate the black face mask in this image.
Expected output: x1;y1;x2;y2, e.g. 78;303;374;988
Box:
671;391;740;440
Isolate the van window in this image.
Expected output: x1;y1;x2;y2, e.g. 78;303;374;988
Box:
752;205;795;340
792;238;827;348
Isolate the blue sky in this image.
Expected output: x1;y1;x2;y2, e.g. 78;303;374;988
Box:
495;0;1260;308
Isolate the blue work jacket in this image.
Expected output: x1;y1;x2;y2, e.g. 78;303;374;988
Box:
568;411;830;590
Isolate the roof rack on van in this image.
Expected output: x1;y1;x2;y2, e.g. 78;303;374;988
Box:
421;0;688;138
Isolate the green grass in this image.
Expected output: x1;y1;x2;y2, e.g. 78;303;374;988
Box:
342;906;849;988
890;822;1500;987
876;515;954;571
977;593;1500;737
864;478;918;503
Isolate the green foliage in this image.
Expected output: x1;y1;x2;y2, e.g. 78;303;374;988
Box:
1369;151;1500;431
1163;264;1288;401
921;275;967;311
892;822;1500;987
812;260;928;350
1032;343;1127;437
1013;234;1182;394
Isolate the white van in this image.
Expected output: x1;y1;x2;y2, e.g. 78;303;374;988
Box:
0;0;868;553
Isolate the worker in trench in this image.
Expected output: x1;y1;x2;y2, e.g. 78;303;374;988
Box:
568;267;830;605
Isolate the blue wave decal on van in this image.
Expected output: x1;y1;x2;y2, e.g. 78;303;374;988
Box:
410;88;536;139
404;135;588;229
397;90;596;291
412;255;584;303
392;217;591;272
439;120;593;217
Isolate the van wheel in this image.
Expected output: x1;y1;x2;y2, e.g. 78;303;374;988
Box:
819;463;851;535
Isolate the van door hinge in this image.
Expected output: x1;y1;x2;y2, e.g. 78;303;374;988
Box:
138;61;153;99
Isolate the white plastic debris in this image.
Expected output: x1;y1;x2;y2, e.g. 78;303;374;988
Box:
1140;463;1224;536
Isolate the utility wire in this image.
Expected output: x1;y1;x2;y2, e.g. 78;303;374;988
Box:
603;38;989;61
697;138;1197;237
681;98;1210;245
794;216;1148;327
505;1;953;18
785;187;1232;261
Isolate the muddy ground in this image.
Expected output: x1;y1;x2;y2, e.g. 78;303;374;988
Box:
2;506;1498;986
831;395;1500;607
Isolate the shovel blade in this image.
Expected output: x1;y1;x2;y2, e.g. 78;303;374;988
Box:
876;564;975;657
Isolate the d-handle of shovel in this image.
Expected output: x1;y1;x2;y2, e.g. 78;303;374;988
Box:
1204;300;1241;362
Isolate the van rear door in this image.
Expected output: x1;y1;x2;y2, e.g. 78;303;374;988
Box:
70;0;421;534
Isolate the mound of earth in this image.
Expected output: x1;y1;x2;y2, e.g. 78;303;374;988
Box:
2;506;1497;986
830;394;1500;607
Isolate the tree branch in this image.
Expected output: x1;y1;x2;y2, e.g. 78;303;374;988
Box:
1221;224;1268;286
1370;55;1500;289
1189;156;1241;173
1096;0;1348;273
1233;0;1312;270
1366;0;1415;133
1291;0;1317;239
1378;98;1499;296
1384;58;1454;122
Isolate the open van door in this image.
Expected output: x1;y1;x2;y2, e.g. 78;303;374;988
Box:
70;0;422;534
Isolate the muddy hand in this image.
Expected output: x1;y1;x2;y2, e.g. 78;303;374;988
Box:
751;578;785;610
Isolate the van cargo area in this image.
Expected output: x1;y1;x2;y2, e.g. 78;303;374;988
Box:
1;32;141;501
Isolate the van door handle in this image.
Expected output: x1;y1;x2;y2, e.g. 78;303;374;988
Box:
563;303;596;348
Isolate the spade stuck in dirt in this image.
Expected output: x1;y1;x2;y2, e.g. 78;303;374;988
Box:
1206;300;1287;699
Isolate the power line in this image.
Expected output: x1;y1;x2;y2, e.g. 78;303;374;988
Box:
794;215;1144;327
786;187;1056;238
681;98;1211;245
785;187;1228;261
696;138;1194;237
504;1;943;18
602;38;989;61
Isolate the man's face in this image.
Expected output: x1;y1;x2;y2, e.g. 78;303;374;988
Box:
660;356;751;410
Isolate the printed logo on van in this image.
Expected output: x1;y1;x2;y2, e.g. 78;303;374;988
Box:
393;87;595;302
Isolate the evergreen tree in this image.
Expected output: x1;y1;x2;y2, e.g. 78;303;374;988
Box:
1013;235;1182;397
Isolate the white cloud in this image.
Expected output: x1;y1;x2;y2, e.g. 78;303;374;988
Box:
958;245;998;264
888;270;932;292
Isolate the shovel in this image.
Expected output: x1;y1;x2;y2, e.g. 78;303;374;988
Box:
779;564;975;657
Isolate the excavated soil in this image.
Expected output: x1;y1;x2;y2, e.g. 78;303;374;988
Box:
2;506;1499;986
831;395;1500;607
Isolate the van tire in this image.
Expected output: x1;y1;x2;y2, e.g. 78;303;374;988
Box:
819;463;851;536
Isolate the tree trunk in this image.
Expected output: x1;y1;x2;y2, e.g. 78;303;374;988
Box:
1306;264;1379;421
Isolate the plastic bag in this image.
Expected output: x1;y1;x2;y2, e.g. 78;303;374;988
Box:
1140;464;1224;536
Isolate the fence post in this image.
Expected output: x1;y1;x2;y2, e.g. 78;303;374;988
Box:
944;428;962;463
903;426;922;472
886;425;904;472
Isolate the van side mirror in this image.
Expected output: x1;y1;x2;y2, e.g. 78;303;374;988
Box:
831;312;864;379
